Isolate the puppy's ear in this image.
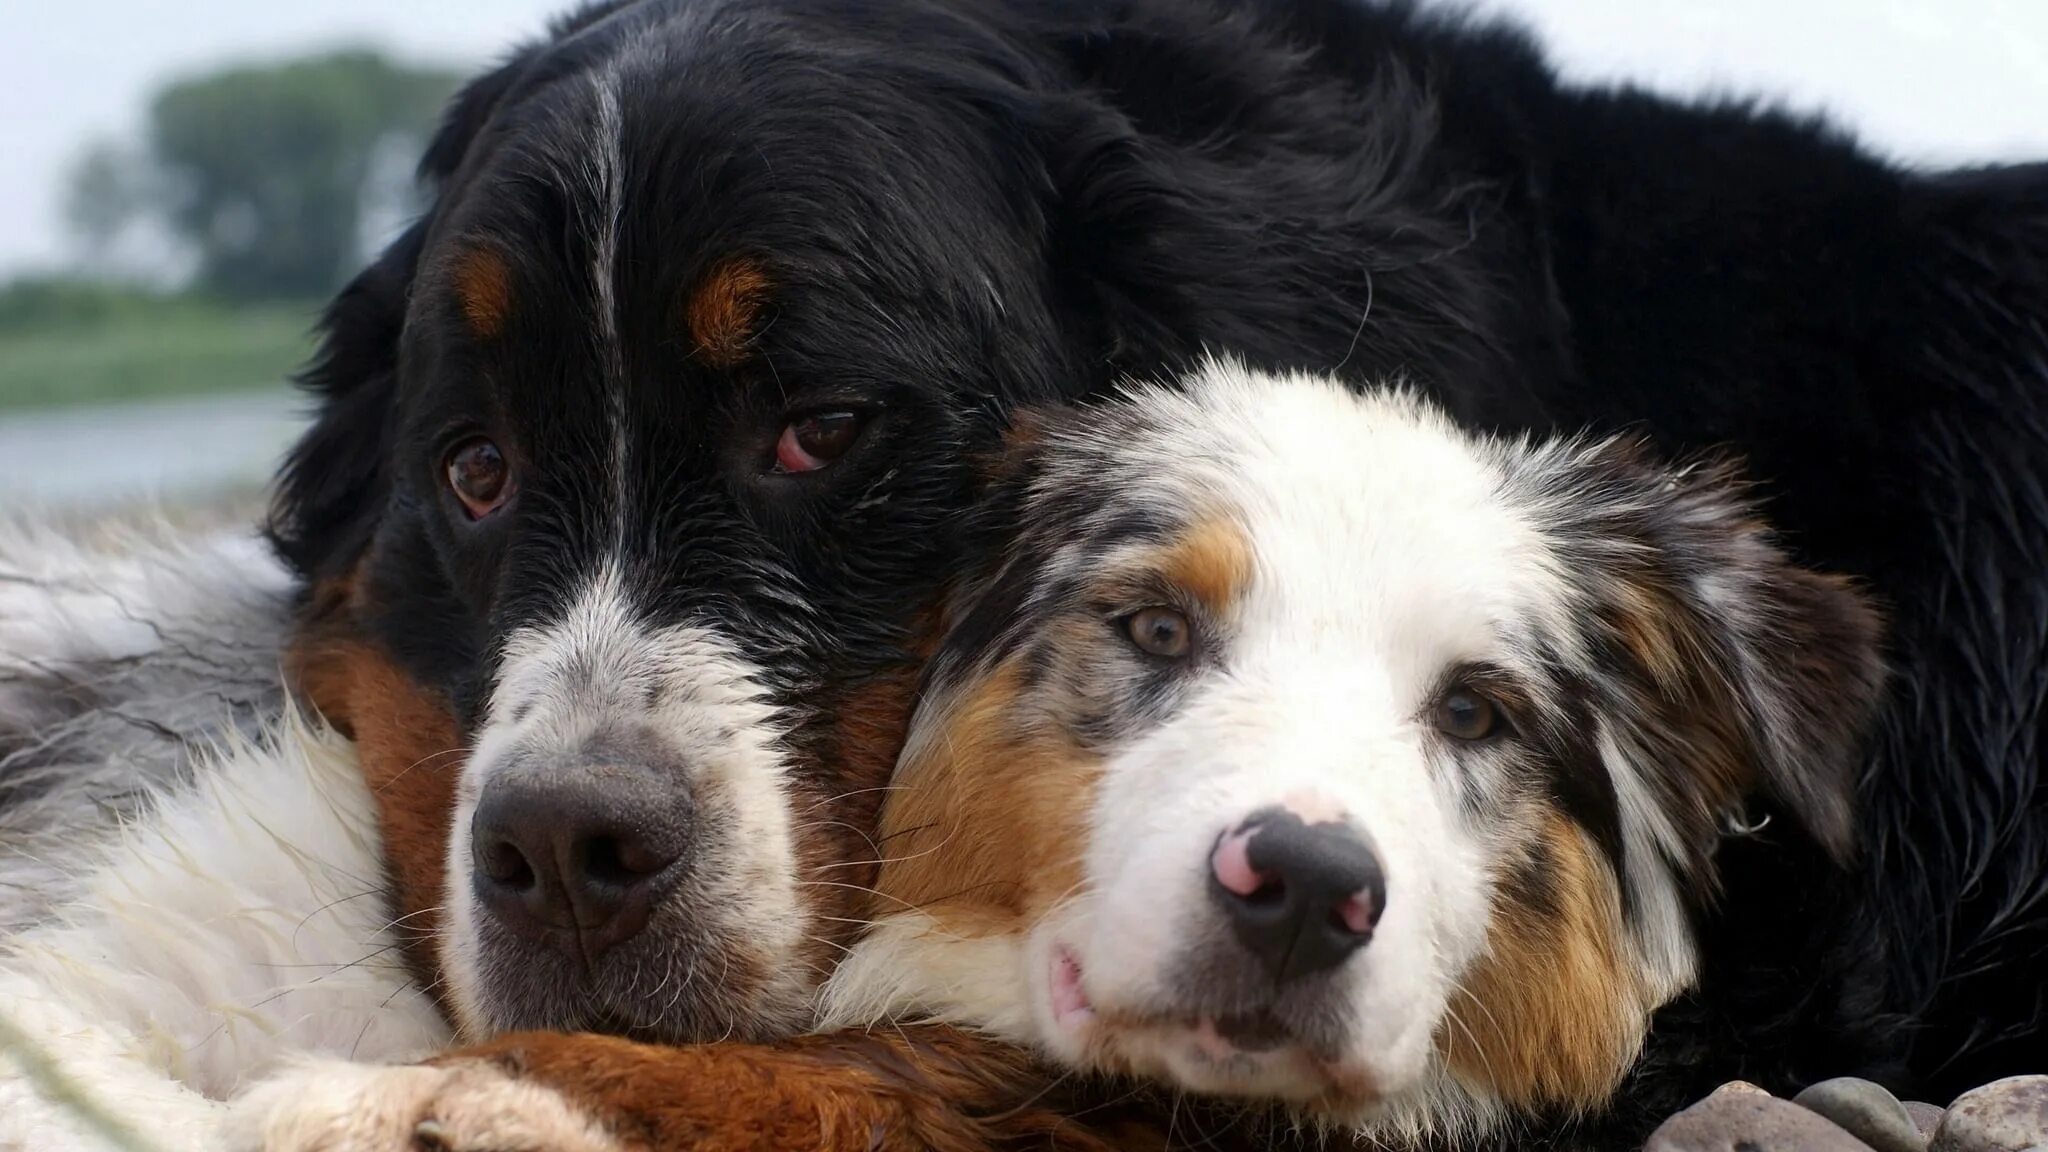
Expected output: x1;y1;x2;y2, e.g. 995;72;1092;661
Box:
267;45;543;582
1554;442;1887;865
1723;558;1886;862
266;223;421;583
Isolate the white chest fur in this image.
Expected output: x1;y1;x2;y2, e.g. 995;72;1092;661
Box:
0;716;446;1150
0;527;441;1150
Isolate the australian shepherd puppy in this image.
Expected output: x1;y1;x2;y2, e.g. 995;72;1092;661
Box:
822;359;1892;1147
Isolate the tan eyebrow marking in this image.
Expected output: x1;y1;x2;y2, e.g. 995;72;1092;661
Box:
452;246;513;340
1153;518;1254;614
684;258;771;367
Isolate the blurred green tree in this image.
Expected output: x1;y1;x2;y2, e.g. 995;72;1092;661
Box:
67;48;461;301
63;142;154;278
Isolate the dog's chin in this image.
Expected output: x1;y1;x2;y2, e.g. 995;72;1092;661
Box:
451;915;814;1044
1031;937;1426;1112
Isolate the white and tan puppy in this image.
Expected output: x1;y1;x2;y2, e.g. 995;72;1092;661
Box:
824;360;1882;1147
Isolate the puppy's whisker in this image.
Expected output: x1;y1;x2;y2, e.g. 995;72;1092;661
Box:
376;747;468;792
798;784;905;814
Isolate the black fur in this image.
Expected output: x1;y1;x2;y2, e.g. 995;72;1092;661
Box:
269;0;2048;1144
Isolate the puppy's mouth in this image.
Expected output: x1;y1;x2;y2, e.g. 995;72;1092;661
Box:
1050;944;1093;1029
1047;944;1379;1104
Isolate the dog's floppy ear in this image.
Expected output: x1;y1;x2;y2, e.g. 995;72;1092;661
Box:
1029;12;1567;408
267;46;542;583
1031;98;1196;370
1030;71;1490;385
1025;4;1314;368
1722;554;1887;862
267;222;423;583
1557;442;1888;865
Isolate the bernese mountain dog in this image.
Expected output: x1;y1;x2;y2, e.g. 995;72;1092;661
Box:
259;0;2046;1095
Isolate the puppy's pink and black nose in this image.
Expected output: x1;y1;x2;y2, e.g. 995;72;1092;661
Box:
470;730;691;966
1209;807;1384;983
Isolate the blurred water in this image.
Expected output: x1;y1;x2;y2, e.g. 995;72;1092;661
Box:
0;390;308;512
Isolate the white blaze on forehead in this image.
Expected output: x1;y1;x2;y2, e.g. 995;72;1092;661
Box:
530;59;631;549
440;560;806;1037
587;65;629;547
580;6;734;548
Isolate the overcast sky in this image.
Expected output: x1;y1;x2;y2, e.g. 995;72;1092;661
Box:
4;0;2045;278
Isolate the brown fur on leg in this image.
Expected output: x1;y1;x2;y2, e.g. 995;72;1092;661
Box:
437;1026;1221;1152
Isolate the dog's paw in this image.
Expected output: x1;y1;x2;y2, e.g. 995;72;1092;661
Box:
220;1057;621;1152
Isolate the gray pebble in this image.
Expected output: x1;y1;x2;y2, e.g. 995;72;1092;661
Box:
1931;1076;2048;1152
1794;1077;1927;1152
1905;1103;1946;1142
1647;1084;1875;1152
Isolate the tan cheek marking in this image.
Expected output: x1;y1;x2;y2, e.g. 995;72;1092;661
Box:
873;659;1101;936
787;662;923;981
1154;518;1253;615
287;575;465;989
685;258;770;367
453;247;513;340
1440;814;1645;1111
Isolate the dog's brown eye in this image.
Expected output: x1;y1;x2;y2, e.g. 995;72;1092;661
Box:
773;411;865;473
1433;688;1500;741
446;437;512;519
1124;607;1193;660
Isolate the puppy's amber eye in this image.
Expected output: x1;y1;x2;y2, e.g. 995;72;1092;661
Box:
1124;607;1193;660
773;411;866;473
1433;688;1501;741
446;437;512;519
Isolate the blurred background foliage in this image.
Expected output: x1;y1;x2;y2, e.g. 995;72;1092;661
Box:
0;48;458;413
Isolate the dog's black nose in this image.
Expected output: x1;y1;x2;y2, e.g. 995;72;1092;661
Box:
470;731;691;967
1209;808;1384;984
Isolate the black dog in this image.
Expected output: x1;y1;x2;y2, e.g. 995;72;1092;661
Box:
262;0;2046;1143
